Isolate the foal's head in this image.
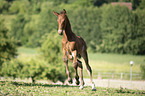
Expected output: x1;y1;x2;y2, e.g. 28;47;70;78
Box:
53;9;67;35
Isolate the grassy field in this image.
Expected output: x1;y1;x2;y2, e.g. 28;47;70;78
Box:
1;47;145;95
88;53;144;73
0;81;145;96
17;47;38;54
17;47;145;80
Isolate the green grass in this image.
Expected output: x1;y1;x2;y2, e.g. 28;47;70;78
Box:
85;53;145;73
0;81;145;96
17;47;38;62
17;47;145;79
17;47;38;54
89;53;145;65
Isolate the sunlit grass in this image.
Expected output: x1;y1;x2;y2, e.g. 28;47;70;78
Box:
87;53;145;73
0;81;144;96
89;53;145;65
18;47;38;54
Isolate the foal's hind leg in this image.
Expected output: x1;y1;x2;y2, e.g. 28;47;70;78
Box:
68;53;80;85
82;51;96;91
72;50;80;85
77;59;84;89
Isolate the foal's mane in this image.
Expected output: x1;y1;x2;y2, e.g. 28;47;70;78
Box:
60;12;76;41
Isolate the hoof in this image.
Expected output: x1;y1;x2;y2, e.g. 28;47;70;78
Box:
68;78;72;84
91;83;96;91
92;88;96;91
79;85;83;90
76;80;80;85
75;76;80;85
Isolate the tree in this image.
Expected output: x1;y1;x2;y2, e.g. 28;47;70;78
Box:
0;16;17;68
0;0;10;14
99;5;135;54
10;14;30;46
132;9;145;54
70;6;102;52
139;0;145;9
9;0;31;14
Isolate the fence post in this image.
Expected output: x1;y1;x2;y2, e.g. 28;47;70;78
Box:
112;73;114;79
108;79;110;88
121;73;123;79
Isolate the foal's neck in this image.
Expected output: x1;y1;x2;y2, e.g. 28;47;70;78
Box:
64;16;75;41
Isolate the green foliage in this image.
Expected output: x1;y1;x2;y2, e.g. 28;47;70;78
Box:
139;0;145;9
0;16;17;68
22;58;66;83
1;30;68;83
39;30;68;82
98;5;145;54
26;7;57;47
0;0;11;14
132;9;145;55
9;0;30;14
70;6;102;52
40;30;62;64
1;0;145;54
10;14;30;46
1;58;66;83
1;59;23;78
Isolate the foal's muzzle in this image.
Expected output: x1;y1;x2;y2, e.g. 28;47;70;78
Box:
58;30;63;35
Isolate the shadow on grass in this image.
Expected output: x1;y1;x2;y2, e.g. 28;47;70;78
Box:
114;87;145;95
0;81;78;88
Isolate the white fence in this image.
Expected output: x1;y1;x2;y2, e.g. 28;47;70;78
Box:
83;71;142;80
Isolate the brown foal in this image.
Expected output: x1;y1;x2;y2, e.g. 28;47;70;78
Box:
53;9;96;91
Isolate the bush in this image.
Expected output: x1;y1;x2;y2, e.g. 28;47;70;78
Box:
40;30;62;64
1;59;23;78
1;58;66;83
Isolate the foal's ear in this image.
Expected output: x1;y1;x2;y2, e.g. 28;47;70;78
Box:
63;9;66;15
53;11;59;16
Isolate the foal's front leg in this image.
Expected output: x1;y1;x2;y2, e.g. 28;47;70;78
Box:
63;49;72;84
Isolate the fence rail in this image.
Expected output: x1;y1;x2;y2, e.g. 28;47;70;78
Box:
83;71;142;80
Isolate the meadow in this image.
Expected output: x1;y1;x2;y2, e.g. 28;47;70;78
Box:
0;81;145;96
17;47;145;80
0;47;145;95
